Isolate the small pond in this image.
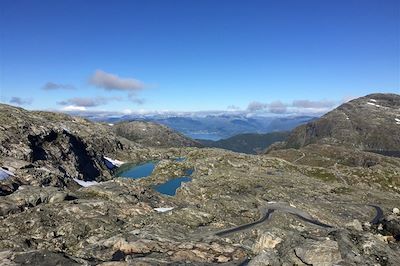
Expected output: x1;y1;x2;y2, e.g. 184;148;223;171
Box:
368;150;400;158
153;177;192;196
117;160;194;196
117;161;158;179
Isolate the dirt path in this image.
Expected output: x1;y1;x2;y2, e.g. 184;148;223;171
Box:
333;163;349;185
292;152;305;163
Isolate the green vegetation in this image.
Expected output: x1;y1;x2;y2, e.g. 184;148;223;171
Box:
303;168;337;182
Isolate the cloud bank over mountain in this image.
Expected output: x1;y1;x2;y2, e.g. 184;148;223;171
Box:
246;99;337;114
57;96;122;107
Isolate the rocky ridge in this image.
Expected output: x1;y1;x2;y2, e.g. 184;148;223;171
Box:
0;104;185;196
282;93;400;151
113;121;201;148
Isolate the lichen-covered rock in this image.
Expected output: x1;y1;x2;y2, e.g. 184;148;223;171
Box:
0;186;70;216
294;239;342;266
1;250;81;266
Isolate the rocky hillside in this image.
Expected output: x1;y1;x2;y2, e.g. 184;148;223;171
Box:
1;101;400;265
1;147;400;265
0;104;145;195
199;131;289;154
283;93;400;152
113;121;202;148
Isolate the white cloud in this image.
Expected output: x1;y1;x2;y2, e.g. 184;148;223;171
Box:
245;98;338;115
247;101;268;112
57;96;122;107
268;101;287;114
128;93;145;104
61;105;87;111
292;99;336;109
58;97;108;107
89;70;145;91
247;100;288;113
9;97;33;105
42;82;75;90
227;105;241;111
122;109;133;114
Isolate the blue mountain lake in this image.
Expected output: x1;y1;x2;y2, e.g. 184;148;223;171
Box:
117;160;194;196
117;161;157;179
153;177;192;196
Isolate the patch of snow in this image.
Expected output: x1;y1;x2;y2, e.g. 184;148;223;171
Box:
0;168;15;180
61;126;71;133
104;156;125;169
108;123;114;126
73;178;99;187
367;102;381;107
154;207;174;213
369;99;377;102
142;128;146;131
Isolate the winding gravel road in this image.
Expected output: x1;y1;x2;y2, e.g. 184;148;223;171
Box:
215;201;383;236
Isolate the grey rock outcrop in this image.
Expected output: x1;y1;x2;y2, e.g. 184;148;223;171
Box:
283;93;400;152
113;120;202;148
0;104;140;194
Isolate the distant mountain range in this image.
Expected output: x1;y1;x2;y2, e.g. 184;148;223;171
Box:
87;113;317;140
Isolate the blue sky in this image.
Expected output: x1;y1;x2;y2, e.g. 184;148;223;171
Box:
0;0;399;114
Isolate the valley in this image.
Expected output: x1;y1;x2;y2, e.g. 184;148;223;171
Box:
84;113;316;141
